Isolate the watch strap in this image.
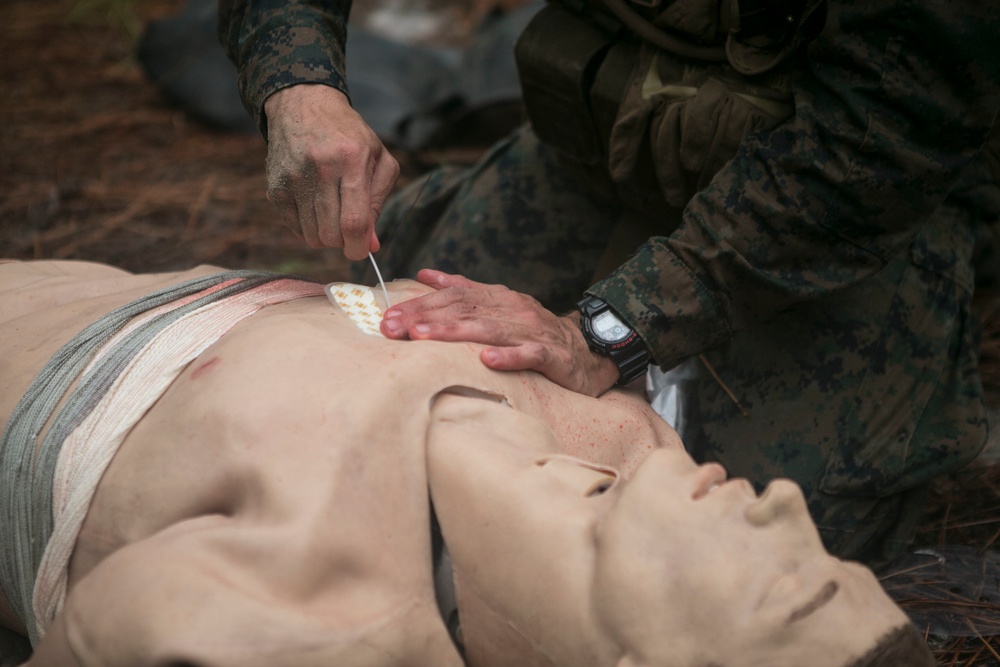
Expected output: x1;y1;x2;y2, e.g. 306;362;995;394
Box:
614;345;651;385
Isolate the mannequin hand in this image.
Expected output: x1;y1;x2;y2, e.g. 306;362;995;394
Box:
381;269;621;396
263;84;400;259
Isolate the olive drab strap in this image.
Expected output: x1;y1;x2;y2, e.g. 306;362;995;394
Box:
514;5;620;168
608;0;827;75
607;42;796;208
514;0;824;211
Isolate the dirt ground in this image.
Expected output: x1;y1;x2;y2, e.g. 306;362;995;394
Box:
0;0;493;280
1;0;335;277
1;0;999;664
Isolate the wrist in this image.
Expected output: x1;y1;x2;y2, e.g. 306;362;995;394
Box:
560;312;620;396
264;84;349;122
587;351;623;396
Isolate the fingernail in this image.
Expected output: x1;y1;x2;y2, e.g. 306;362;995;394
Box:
384;309;400;319
483;350;498;363
383;318;401;333
414;324;430;335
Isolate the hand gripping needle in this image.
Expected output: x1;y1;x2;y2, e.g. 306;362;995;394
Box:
368;252;391;308
366;171;432;311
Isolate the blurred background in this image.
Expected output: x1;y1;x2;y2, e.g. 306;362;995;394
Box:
1;0;998;664
1;0;535;279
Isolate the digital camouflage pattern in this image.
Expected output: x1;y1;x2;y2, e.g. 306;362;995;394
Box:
355;126;629;313
657;162;993;565
218;0;351;139
220;0;1000;566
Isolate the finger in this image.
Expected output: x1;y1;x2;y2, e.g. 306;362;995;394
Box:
367;154;399;254
480;344;552;373
384;289;515;329
338;154;376;262
383;287;469;318
394;314;533;349
401;280;512;314
416;269;489;291
295;187;322;248
268;161;323;248
381;305;461;339
273;197;303;241
388;290;537;341
414;269;449;289
313;174;344;250
482;343;598;395
266;181;302;236
370;151;400;219
381;305;495;342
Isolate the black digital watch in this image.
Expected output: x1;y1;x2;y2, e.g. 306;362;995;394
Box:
577;295;650;386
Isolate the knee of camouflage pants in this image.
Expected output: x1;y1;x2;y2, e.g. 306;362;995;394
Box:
354;124;625;313
650;206;987;569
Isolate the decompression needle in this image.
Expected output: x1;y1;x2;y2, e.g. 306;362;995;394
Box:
368;252;391;308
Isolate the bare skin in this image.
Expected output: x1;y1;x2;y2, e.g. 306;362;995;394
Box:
381;269;622;396
263;84;400;257
0;260;670;665
428;395;912;667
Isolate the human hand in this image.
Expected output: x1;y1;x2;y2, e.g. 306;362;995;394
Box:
380;269;621;396
263;84;400;259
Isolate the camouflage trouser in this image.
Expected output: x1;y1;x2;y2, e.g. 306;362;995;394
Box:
356;124;996;570
653;159;993;568
354;125;637;314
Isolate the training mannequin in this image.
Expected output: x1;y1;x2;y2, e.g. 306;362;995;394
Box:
0;259;933;666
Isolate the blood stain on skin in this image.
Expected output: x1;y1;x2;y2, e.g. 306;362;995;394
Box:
190;356;221;380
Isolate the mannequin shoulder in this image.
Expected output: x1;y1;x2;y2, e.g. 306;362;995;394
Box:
56;516;462;667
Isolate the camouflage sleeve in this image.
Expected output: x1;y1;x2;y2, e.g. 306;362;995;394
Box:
590;0;1000;371
217;0;352;139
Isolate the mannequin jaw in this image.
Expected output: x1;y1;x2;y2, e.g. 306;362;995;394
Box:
427;392;912;667
589;469;912;667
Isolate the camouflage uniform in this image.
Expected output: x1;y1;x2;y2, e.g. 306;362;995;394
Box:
220;0;1000;568
218;0;351;139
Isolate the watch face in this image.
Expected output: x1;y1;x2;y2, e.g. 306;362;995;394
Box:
592;310;632;343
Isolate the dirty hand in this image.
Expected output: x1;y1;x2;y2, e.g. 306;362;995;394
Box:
263;84;400;259
380;269;621;396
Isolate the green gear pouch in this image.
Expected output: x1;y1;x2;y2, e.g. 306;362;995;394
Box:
516;0;822;209
608;42;795;208
514;4;619;167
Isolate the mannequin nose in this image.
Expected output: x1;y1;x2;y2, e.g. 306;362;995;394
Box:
744;479;809;527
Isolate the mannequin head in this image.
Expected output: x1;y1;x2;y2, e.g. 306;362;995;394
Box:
427;392;930;667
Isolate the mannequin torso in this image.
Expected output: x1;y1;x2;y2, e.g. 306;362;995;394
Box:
0;260;675;665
